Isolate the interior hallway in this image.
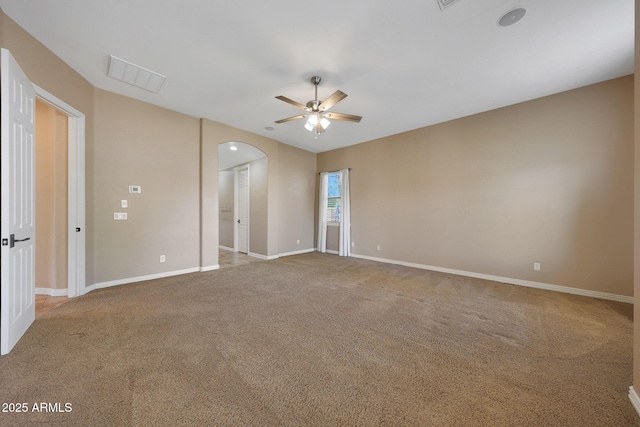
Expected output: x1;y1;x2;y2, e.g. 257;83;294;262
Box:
219;249;265;268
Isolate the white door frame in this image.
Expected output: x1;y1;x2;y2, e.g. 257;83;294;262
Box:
233;165;250;253
34;85;85;298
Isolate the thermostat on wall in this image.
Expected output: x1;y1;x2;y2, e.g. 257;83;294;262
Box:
129;185;142;194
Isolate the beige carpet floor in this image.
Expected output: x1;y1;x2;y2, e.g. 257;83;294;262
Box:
0;252;637;426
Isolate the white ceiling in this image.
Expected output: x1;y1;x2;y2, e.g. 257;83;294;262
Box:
218;142;267;171
1;0;633;154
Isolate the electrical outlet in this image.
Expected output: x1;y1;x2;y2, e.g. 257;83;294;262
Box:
121;200;128;208
296;239;300;245
377;245;381;251
160;255;166;263
534;262;541;271
113;212;127;220
351;242;355;247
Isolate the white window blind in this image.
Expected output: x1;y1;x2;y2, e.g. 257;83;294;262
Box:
327;172;341;222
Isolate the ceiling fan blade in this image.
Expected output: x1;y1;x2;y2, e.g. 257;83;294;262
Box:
325;112;362;122
275;114;307;124
319;90;347;111
275;95;309;111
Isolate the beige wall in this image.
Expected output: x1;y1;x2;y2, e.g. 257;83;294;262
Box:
218;171;234;249
326;225;339;253
250;157;269;255
278;143;316;254
200;120;220;269
319;76;634;297
35;100;68;290
93;89;201;282
0;9;96;283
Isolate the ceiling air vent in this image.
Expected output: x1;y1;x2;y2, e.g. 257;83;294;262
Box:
107;55;166;93
436;0;462;11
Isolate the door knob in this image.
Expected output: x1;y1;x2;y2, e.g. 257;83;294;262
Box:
9;234;30;248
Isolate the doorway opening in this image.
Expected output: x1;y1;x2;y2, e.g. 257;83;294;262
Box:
34;85;85;299
35;100;69;315
217;141;267;264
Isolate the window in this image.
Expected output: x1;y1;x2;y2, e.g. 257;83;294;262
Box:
318;168;351;255
327;172;341;222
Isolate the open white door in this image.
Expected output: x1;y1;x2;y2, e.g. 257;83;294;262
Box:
1;48;36;355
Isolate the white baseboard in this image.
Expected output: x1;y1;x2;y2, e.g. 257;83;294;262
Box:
221;247;315;259
219;246;234;252
326;250;339;255
84;267;200;295
200;265;220;272
350;253;633;304
629;386;640;417
36;287;68;297
248;252;268;260
279;248;315;258
248;252;279;261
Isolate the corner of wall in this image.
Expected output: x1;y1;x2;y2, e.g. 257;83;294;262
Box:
632;0;640;398
0;8;5;46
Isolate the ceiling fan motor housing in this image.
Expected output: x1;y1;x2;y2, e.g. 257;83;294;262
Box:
306;100;320;112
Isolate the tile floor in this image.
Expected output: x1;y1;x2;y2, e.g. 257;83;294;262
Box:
219;249;264;268
36;295;69;317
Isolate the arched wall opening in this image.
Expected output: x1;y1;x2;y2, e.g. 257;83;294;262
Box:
218;142;268;257
199;119;280;271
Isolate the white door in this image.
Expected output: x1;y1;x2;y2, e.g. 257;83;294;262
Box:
1;49;36;355
237;168;249;253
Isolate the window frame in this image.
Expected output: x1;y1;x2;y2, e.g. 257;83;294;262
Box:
326;172;342;224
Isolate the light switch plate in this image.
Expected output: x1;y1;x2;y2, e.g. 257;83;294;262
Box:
129;185;142;194
114;212;127;220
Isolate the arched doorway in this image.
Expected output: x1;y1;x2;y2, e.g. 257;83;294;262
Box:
218;142;267;265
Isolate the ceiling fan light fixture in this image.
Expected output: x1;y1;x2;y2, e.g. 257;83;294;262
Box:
275;75;362;137
305;114;318;131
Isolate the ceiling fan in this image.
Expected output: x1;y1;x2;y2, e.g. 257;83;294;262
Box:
275;76;362;137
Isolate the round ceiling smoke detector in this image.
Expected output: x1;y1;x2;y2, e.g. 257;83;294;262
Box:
498;7;526;27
